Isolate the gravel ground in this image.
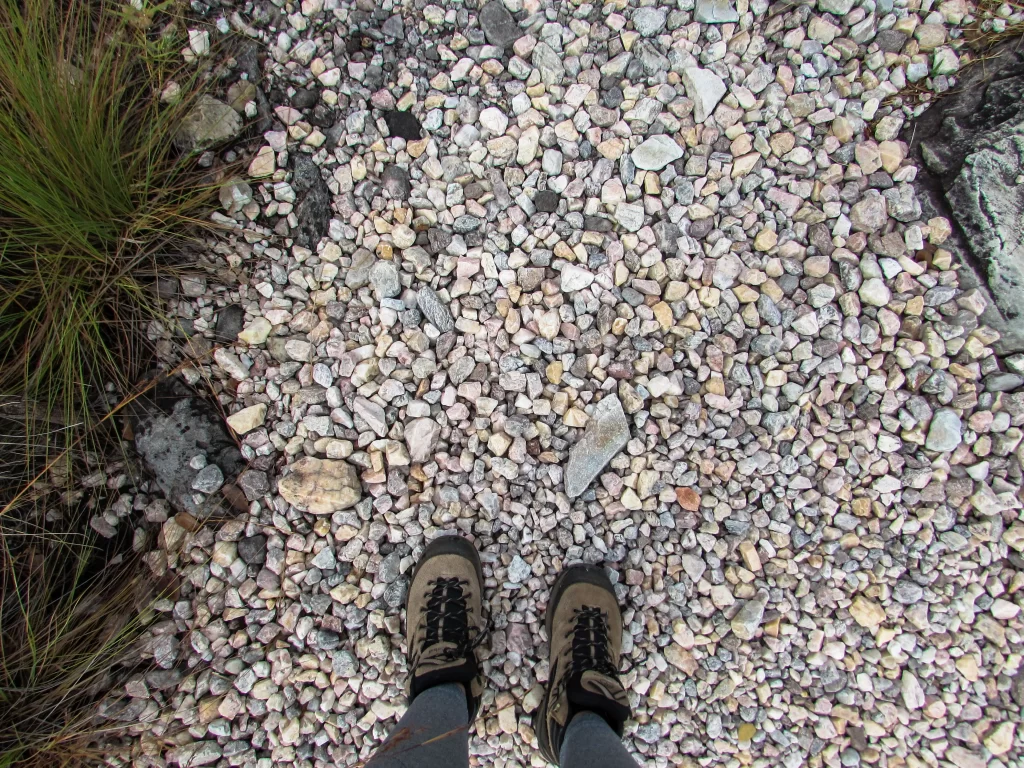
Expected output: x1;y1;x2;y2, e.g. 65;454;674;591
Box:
104;0;1024;766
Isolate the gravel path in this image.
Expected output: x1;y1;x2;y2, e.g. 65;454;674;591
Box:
109;1;1024;766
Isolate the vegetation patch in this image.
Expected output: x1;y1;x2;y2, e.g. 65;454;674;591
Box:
0;0;228;764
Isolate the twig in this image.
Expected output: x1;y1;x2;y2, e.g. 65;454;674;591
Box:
359;724;472;768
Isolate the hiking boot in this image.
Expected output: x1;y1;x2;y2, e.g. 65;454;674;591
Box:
406;535;486;720
535;564;631;764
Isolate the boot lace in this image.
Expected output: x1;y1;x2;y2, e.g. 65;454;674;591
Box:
566;606;618;677
417;578;484;663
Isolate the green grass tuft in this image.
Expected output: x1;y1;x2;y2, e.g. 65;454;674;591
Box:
0;0;219;430
0;0;226;764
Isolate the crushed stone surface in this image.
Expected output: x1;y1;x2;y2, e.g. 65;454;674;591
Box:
102;1;1024;767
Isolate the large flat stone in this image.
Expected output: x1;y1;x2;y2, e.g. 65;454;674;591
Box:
682;67;726;124
564;395;630;498
946;135;1024;320
134;379;244;516
631;134;684;171
912;43;1024;351
175;95;242;151
277;457;362;514
695;0;739;23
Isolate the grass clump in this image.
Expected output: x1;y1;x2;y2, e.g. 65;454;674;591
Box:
0;0;219;426
0;516;153;768
0;0;226;764
965;0;1024;50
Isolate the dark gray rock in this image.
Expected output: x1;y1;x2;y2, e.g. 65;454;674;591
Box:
291;88;318;110
383;111;422;141
384;579;408;608
602;86;624;109
238;534;267;565
689;217;713;239
382;165;411;199
428;227;453;252
310;630;340;650
134;380;244;516
291;154;332;248
911;44;1024;351
381;14;404;38
479;1;519;48
876;29;907;52
214;304;245;342
236;42;263;85
653;221;681;254
238;469;270;501
534;191;560;212
750;334;783;356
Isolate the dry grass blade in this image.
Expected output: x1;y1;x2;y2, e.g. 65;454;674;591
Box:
0;379;177;767
0;0;226;765
964;0;1024;51
0;530;153;768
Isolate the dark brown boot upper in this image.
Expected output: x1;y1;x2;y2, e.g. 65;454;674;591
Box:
406;536;486;719
535;565;631;764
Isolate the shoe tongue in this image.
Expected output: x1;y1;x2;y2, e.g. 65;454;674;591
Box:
567;670;631;735
578;670;626;699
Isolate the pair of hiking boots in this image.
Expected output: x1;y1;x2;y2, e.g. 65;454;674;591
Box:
405;536;631;764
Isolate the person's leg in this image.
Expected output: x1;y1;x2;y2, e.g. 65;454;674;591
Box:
365;535;485;768
366;682;470;768
533;564;634;765
560;711;640;768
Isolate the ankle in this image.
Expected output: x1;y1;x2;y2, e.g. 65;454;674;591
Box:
413;681;473;721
